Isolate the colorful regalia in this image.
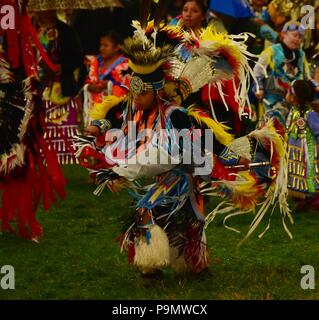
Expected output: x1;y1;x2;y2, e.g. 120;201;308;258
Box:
37;16;83;164
0;0;66;240
76;29;214;274
254;40;310;124
75;0;293;274
286;104;319;198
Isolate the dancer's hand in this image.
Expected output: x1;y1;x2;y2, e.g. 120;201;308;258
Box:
255;90;264;100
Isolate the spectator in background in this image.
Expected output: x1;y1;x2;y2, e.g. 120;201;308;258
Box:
265;0;319;60
248;0;279;53
170;0;208;35
253;21;315;125
33;10;84;164
83;31;130;127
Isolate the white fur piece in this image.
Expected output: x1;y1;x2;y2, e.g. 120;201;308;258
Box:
133;224;170;273
112;143;179;181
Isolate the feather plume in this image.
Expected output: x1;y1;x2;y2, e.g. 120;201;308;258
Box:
242;120;293;242
187;106;234;146
146;20;187;48
122;36;173;73
203;121;293;243
197;27;260;117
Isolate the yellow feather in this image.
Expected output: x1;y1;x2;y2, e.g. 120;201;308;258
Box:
187;106;234;146
233;172;259;196
90;95;127;120
200;27;243;69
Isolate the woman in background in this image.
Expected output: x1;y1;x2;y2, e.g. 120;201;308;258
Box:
83;31;130;127
170;0;208;35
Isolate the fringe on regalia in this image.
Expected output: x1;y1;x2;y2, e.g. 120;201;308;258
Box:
204;120;293;243
0;77;66;240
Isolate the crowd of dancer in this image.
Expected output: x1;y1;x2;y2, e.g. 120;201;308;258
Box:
1;0;319;276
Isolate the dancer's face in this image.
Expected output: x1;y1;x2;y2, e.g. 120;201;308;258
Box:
282;30;303;50
133;91;157;111
182;1;206;31
99;37;119;60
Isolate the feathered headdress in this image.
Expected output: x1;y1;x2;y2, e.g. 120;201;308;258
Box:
121;36;172;95
123;0;190;96
122;37;173;76
195;27;260;118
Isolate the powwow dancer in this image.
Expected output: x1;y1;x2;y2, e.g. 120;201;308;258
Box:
75;0;292;274
253;21;314;126
77;38;215;275
32;8;83;164
285;80;319;210
83;31;131;128
0;0;66;240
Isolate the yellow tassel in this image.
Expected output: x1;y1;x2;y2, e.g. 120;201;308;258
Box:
90;94;127;120
187;106;234;146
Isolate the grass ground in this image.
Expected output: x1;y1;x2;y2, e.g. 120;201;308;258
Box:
0;165;318;300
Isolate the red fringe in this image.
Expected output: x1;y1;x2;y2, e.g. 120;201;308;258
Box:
115;233;136;263
184;222;208;273
201;80;242;136
0;113;66;240
5;3;58;77
128;244;136;264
